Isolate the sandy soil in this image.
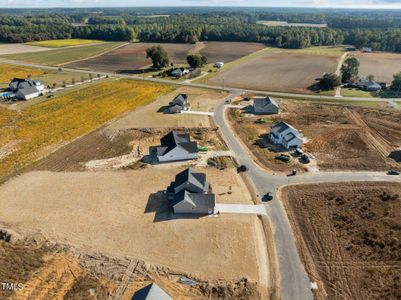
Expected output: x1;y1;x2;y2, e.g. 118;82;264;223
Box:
66;42;196;73
209;51;339;93
0;167;260;282
199;42;266;63
110;87;228;130
0;43;51;55
281;182;401;300
353;52;401;83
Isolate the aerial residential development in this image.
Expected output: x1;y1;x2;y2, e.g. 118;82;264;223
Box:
0;4;400;300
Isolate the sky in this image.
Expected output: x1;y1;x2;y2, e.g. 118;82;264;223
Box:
1;0;401;9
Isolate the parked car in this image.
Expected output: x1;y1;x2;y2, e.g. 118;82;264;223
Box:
301;153;311;163
237;165;248;173
262;192;273;201
294;148;303;156
387;169;400;175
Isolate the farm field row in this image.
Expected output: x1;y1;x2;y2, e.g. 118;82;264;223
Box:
26;39;104;48
281;182;401;300
0;79;173;181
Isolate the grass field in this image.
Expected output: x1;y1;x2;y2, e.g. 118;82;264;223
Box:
26;39;103;48
0;79;173;180
340;88;377;98
1;42;124;66
0;63;45;84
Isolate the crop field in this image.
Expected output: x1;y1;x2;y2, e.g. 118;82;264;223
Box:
0;43;51;55
0;167;265;285
353;52;401;83
208;50;340;93
0;79;173;181
281;182;401;300
26;39;103;48
0;63;45;84
0;42;124;65
199;41;266;63
66;42;196;73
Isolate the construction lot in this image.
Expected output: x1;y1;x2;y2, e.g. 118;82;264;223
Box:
209;49;341;94
280;182;401;300
228;100;401;172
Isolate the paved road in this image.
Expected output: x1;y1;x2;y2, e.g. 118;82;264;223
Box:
213;96;401;300
2;58;401;102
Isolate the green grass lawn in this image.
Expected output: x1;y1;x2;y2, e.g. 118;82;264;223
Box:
340;88;377;98
25;39;103;48
1;42;124;66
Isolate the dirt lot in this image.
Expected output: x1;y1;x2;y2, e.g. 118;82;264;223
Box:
199;42;266;63
0;43;51;55
281;182;401;300
353;52;401;83
0;167;262;283
209;51;340;93
228;100;401;172
66;42;196;73
110;87;228;129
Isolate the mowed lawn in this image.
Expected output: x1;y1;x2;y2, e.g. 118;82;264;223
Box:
1;42;124;65
26;39;103;48
0;79;174;180
0;63;45;84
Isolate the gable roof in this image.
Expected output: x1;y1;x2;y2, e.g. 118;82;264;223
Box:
158;131;198;156
173;167;207;192
170;94;188;107
17;85;39;97
10;78;41;93
132;283;172;300
172;190;215;209
253;97;279;109
272;121;302;137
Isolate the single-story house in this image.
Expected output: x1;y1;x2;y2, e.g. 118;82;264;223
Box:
166;168;215;214
132;283;172;300
361;47;372;53
356;79;381;91
168;93;189;113
214;62;224;68
171;68;189;78
269;121;304;149
9;78;44;100
253;96;279;114
149;131;198;163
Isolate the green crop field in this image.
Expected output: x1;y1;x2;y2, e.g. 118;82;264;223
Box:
25;39;103;48
1;42;124;66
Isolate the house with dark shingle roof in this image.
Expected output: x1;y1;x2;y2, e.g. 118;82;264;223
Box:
253;96;279;114
149;131;198;163
166;167;215;214
269;121;303;149
168;93;189;114
9;78;44;100
131;283;172;300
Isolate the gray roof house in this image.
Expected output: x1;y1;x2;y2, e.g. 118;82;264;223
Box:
269;121;303;149
166;168;215;214
253;97;279;114
149;131;198;163
168;93;189;113
9;78;44;100
131;283;172;300
356;79;381;91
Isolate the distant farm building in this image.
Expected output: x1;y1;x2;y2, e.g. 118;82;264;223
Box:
171;68;189;78
149;131;198;163
167;167;215;214
214;62;224;68
361;47;373;53
269;121;304;149
9;78;44;100
132;283;172;300
167;93;189;113
356;79;382;91
253;96;279;114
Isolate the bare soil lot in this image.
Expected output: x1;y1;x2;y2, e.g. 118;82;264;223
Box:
0;43;51;55
0;168;261;283
66;42;196;73
353;52;401;83
199;41;266;63
209;51;339;93
281;182;401;300
228;100;401;172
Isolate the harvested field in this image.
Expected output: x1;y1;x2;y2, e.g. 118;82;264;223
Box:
281;182;401;300
109;87;228;129
353;52;401;83
0;79;173;182
0;168;262;283
209;50;340;94
66;42;196;73
199;41;266;63
0;43;51;55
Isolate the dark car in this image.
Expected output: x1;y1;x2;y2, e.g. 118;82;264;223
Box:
387;169;400;175
262;192;273;201
237;165;248;173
